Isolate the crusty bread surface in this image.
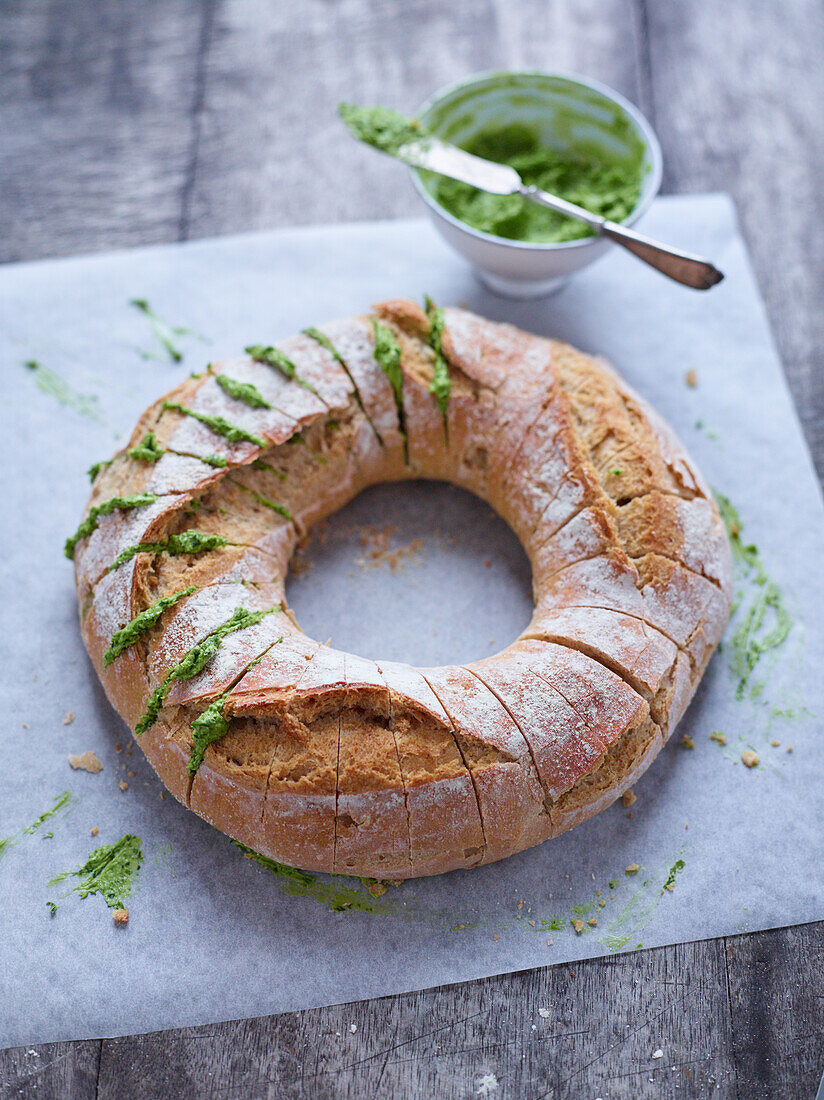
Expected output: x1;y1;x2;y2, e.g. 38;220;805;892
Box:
72;303;732;877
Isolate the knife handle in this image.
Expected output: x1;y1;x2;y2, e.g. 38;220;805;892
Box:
521;185;724;291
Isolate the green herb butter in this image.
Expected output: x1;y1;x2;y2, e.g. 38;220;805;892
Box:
338;103;425;156
188;693;231;775
107;530;228;573
424;296;451;421
302;326;383;445
215;373;272;409
162;401;266;448
64;493;158;560
103;586;197;667
244;344;318;395
372;320;407;462
127;431;165;463
49;833;143;910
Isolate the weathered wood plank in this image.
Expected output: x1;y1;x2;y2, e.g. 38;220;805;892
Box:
726;924;824;1100
0;1041;99;1100
643;0;824;477
95;937;737;1099
181;0;645;240
0;0;207;261
489;0;651;114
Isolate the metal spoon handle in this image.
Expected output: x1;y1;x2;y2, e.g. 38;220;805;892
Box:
520;185;724;290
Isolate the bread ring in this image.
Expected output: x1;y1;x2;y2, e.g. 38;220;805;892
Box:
71;302;731;877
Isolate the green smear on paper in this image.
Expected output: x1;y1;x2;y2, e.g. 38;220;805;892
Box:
135;606;279;736
730;584;794;700
130;298;207;363
215;373;272;409
103;586;197;667
714;491;796;699
64;493;157;560
162;401;266;448
23;360;107;426
570;902;596;920
236;843;389;915
663;858;686;892
1;792;76;867
49;834;142;910
601;850;686;953
107;529;228;573
23;791;74;836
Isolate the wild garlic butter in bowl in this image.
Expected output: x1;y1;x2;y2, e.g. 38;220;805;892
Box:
411;70;662;297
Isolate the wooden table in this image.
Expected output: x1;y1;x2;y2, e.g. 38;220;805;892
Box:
2;2;822;1097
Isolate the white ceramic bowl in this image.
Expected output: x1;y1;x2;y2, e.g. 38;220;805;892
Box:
411;71;663;298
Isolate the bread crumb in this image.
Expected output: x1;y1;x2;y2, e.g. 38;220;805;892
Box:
709;731;727;745
119;780;129;791
68;751;103;774
741;750;759;768
114;743;122;752
91;827;99;836
598;900;606;908
349;1023;357;1034
365;881;387;898
546;940;553;946
685;369;698;387
587;917;598;927
770;739;780;747
652;1048;664;1059
537;1008;551;1018
113;909;129;924
571;919;584;934
680;735;695;750
625;864;640;875
786;744;793;753
63;712;74;725
484;559;492;568
127;771;135;778
621;789;636;807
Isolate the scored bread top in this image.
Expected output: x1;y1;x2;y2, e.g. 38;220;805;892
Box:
72;302;732;878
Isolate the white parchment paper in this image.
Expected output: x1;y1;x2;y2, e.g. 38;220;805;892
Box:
1;195;822;1049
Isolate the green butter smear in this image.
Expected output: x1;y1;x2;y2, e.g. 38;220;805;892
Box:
107;530;228;573
49;834;143;910
340;103;646;244
135;606;279;736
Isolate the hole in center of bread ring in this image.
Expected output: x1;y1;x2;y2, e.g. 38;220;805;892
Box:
287;479;533;666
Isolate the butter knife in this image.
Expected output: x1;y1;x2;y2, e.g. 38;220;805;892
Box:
396;137;724;291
